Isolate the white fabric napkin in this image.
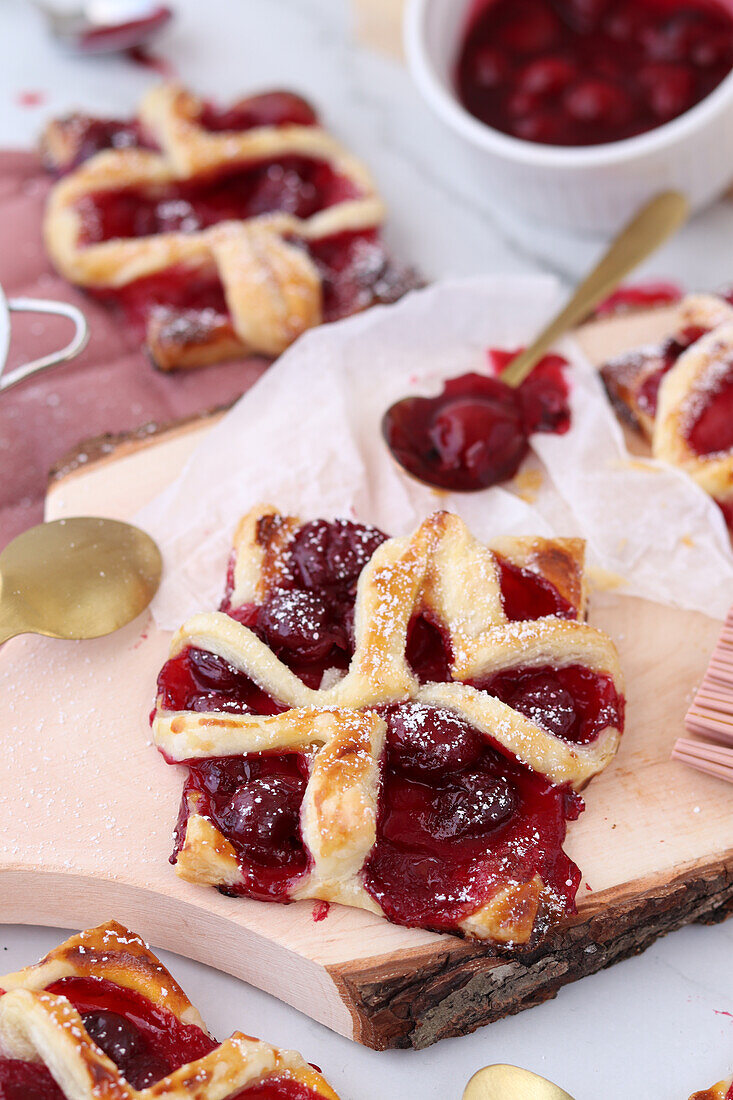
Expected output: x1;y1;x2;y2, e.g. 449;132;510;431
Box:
137;275;733;629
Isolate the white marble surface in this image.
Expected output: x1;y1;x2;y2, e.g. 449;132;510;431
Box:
3;1;733;1097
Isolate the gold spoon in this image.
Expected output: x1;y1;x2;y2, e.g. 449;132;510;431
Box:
0;517;162;645
500;189;689;388
382;190;689;489
463;1064;576;1100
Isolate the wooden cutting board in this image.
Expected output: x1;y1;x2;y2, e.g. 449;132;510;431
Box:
1;305;731;1051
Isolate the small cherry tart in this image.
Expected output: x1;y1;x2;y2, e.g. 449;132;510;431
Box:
41;84;418;371
153;505;625;946
457;0;733;147
382;350;571;492
601;292;733;531
0;922;339;1100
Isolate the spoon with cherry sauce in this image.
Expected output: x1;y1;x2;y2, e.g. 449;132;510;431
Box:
33;0;172;54
382;190;689;493
463;1064;575;1100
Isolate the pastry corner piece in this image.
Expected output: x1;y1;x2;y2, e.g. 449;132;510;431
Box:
600;291;733;531
153;505;625;949
0;920;340;1099
40;82;419;371
690;1078;733;1100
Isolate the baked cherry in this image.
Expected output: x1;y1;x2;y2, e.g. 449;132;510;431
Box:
430;770;517;840
221;775;305;864
201;91;318;132
386;703;485;780
82;1011;168;1089
0;1061;63;1100
685;365;733;457
457;0;733;146
257;589;335;662
429;388;528;486
291;519;386;592
505;671;578;738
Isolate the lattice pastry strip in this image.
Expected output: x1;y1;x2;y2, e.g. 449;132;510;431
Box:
0;922;339;1100
153;506;625;945
42;84;413;369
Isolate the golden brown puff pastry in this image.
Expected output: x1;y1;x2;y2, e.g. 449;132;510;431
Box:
41;84;418;370
0;921;339;1100
690;1077;733;1100
601;293;733;527
153;507;625;947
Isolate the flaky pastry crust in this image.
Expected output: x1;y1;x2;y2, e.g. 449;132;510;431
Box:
0;921;339;1100
601;293;733;516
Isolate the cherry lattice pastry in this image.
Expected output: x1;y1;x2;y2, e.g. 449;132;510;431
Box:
0;921;339;1100
690;1076;733;1099
601;293;733;531
41;84;416;370
153;506;625;946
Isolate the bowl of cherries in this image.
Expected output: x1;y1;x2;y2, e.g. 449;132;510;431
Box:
405;0;733;233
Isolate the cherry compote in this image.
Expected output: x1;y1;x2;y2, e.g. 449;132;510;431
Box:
457;0;733;146
364;701;582;931
478;664;624;743
383;351;570;492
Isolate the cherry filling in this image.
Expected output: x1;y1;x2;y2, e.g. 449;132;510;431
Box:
0;975;216;1099
477;664;624;743
77;158;360;245
456;0;733;147
684;361;733;456
155;518;615;928
173;754;310;902
496;558;576;621
594;280;683;317
382;353;570;493
363;702;582;932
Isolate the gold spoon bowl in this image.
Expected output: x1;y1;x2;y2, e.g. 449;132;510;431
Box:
463;1064;576;1100
0;517;162;645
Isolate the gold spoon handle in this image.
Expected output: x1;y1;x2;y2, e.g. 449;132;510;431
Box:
500;190;689;389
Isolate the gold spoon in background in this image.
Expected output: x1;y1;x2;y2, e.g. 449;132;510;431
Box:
500;189;690;388
0;517;162;645
382;190;690;487
463;1064;576;1100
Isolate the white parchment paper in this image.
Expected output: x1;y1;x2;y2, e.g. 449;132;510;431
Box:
137;276;733;628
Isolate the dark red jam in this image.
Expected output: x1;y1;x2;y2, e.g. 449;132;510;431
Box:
684;360;733;456
363;705;583;931
0;976;325;1099
477;664;624;743
456;0;733;146
594;279;683;317
77;159;360;245
383;351;570;492
155;517;624;935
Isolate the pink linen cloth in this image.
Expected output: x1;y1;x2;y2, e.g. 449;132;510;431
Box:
0;150;268;548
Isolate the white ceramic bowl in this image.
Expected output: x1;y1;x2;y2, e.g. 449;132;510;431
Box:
405;0;733;235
